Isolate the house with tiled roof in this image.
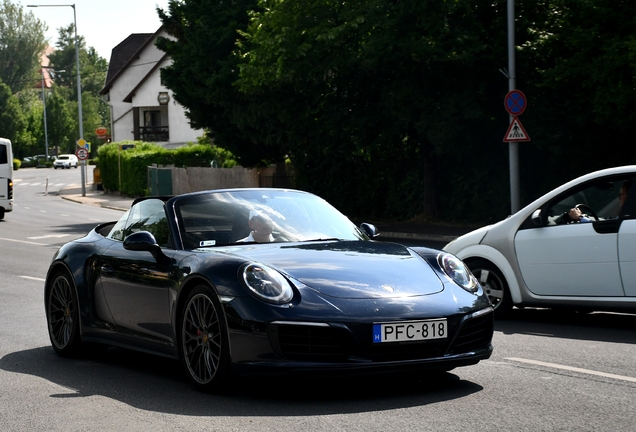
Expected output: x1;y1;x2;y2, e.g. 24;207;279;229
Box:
99;28;203;148
35;45;56;92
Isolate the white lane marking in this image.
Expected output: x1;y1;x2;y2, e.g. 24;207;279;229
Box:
506;357;636;383
60;214;70;217
27;234;70;240
20;276;46;282
0;237;47;246
39;210;47;213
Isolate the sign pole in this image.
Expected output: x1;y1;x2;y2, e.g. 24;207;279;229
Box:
507;0;520;214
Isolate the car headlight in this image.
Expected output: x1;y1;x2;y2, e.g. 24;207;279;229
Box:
242;263;294;304
438;253;478;293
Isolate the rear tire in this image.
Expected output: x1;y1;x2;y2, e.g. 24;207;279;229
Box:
467;259;513;319
46;269;83;356
180;284;231;392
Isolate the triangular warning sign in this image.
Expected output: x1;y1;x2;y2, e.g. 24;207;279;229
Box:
503;116;531;142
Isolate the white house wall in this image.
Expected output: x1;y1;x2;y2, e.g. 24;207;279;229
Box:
131;65;203;147
108;29;202;147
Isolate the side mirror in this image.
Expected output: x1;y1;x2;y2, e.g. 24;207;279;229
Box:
360;222;380;239
531;209;543;227
124;231;170;265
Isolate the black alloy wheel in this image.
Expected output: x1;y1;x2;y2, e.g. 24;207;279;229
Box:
468;259;513;319
180;285;230;391
46;270;82;356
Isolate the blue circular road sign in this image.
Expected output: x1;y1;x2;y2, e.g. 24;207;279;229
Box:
504;90;527;116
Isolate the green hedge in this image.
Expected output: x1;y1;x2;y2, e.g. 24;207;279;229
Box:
97;141;237;197
13;159;21;170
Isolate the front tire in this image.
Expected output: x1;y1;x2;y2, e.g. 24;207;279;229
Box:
180;285;230;392
46;269;82;356
467;259;513;319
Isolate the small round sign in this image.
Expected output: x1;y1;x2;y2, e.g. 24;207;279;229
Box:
95;126;108;136
504;90;527;116
76;147;89;160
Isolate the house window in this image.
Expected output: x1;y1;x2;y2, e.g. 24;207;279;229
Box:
145;110;161;128
140;110;169;142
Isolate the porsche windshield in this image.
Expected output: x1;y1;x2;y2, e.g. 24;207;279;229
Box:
173;189;367;248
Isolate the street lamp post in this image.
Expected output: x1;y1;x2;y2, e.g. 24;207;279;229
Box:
28;3;86;196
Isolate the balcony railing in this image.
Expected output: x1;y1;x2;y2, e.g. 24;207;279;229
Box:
139;126;169;142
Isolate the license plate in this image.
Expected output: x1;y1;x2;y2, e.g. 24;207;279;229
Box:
373;319;447;343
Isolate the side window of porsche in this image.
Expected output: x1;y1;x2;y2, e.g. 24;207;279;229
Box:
108;199;172;247
107;209;131;241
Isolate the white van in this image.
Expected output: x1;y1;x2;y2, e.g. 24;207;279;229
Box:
0;137;14;220
53;154;78;169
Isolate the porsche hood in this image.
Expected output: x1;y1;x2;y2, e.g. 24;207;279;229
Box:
228;241;445;299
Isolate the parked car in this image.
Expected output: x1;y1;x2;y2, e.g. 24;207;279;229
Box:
53;154;78;169
45;188;494;392
21;155;55;167
444;166;636;318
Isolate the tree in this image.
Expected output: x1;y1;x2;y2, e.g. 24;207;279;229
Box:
48;24;110;146
0;79;27;144
45;86;75;154
511;0;636;199
15;89;45;158
156;0;287;167
237;0;511;220
154;0;636;223
0;0;47;93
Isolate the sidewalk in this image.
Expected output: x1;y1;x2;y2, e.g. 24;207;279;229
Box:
58;185;477;243
59;183;134;212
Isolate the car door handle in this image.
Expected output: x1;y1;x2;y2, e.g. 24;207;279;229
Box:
101;264;115;274
592;219;621;234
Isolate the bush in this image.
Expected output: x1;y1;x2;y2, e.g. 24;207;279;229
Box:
97;141;238;196
13;159;21;170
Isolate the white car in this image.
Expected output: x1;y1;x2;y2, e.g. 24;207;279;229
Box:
53;154;78;169
444;166;636;318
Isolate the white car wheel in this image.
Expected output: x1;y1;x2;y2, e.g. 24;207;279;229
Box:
468;259;513;319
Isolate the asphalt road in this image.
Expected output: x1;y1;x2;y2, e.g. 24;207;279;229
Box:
1;167;635;431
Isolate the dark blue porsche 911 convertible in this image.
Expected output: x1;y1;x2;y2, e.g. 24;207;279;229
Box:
45;188;493;391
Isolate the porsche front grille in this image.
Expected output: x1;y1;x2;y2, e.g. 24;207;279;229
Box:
270;323;351;362
446;311;494;355
269;311;493;364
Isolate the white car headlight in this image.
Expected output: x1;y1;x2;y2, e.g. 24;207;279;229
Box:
438;253;478;293
242;263;294;304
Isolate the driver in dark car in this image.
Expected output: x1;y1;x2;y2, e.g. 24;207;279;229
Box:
238;211;275;243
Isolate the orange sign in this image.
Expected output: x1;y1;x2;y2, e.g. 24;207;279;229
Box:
95;127;108;136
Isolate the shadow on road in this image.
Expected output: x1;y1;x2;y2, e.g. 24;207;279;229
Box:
1;345;483;416
495;308;636;344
